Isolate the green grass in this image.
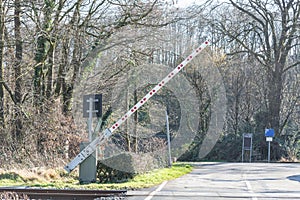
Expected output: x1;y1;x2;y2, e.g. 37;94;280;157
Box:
0;163;193;190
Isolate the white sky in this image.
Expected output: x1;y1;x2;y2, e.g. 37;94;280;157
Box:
176;0;226;7
175;0;200;7
176;0;210;7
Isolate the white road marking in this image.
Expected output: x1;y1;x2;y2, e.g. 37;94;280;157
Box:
242;167;258;200
245;180;258;200
144;181;168;200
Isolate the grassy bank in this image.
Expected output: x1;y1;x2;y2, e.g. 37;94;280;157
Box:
0;163;193;190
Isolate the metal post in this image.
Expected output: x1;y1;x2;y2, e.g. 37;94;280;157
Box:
249;136;252;163
165;110;172;167
88;97;93;142
268;141;271;163
242;136;245;163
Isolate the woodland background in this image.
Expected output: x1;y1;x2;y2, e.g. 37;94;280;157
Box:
0;0;299;169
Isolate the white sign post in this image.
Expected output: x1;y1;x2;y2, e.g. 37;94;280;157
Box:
265;129;275;163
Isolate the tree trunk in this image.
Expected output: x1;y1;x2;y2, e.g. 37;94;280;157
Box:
62;82;73;115
46;40;55;99
61;2;80;116
33;35;47;110
55;39;68;97
62;43;79;116
268;60;285;134
14;0;23;139
0;0;4;127
33;0;54;111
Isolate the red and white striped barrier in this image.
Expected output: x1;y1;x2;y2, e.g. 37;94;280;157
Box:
65;40;210;173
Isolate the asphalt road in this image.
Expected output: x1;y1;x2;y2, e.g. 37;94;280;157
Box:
127;162;300;200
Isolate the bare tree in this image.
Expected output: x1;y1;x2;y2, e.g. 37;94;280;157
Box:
212;0;300;136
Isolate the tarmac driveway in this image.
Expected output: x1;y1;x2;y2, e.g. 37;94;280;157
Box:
128;162;300;200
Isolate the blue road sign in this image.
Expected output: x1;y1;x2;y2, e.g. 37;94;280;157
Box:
265;129;275;137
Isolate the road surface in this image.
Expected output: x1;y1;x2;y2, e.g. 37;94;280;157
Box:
128;162;300;199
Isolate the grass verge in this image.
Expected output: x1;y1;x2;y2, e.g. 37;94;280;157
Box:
0;163;193;190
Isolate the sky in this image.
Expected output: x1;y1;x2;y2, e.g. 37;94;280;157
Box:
175;0;227;7
176;0;197;7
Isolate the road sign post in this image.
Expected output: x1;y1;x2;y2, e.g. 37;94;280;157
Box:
265;129;275;163
268;139;271;162
80;94;102;183
165;109;172;168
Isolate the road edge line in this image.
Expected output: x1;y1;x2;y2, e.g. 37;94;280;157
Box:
144;180;168;200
